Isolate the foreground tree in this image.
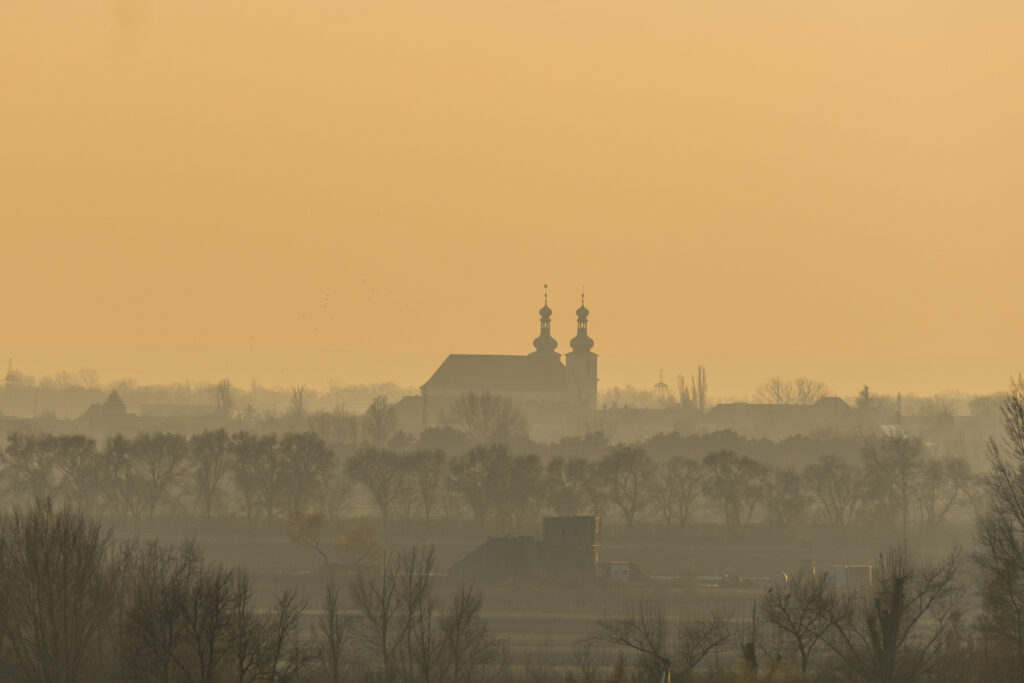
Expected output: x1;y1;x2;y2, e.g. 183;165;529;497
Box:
121;538;313;683
760;570;831;673
314;582;354;683
0;500;120;683
595;598;730;681
817;545;964;683
349;547;500;682
976;376;1024;679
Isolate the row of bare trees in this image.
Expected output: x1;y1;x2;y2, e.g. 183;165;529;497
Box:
588;545;965;683
0;499;501;683
0;500;315;682
343;437;978;534
0;430;338;522
0;425;978;534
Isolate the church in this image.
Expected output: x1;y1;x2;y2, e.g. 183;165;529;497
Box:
393;291;599;438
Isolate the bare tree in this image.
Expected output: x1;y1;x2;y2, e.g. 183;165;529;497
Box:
651;456;705;529
702;450;767;531
975;376;1024;677
103;434;149;519
120;539;205;682
224;572;266;683
447;446;541;531
499;453;543;531
78;368;101;389
861;431;925;536
363;396;398;448
762;466;811;534
262;589;314;683
53;435;103;512
676;365;709;413
289;386;306;423
448;446;495;525
3;432;59;503
760;570;831;673
754;376;828;405
595;598;730;680
545;456;599;517
348;548;408;681
345;448;407;522
803;454;863;528
348;546;501;683
174;562;238;683
308;408;360;445
278;432;334;513
755;376;797;405
597;445;657;528
692;365;709;412
407;449;446;526
448;391;527;445
132;433;189;516
438;584;500;682
793;377;829;404
816;545;964;683
0;499;120;683
917;456;972;527
229;432;283;523
190;429;231;519
314;582;353;683
214;379;234;418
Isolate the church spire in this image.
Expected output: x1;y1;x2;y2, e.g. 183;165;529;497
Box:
531;284;558;356
569;293;594;352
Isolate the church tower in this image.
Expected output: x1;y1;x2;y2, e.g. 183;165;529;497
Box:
565;294;598;409
530;285;559;357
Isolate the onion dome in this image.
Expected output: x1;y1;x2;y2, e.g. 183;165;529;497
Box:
569;293;594;352
531;285;558;355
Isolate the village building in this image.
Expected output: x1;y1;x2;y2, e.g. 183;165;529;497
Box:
449;515;601;581
393;291;598;439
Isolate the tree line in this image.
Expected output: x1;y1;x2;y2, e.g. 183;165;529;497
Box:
0;426;980;534
347;433;978;534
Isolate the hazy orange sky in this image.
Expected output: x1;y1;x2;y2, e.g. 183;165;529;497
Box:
2;0;1022;399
